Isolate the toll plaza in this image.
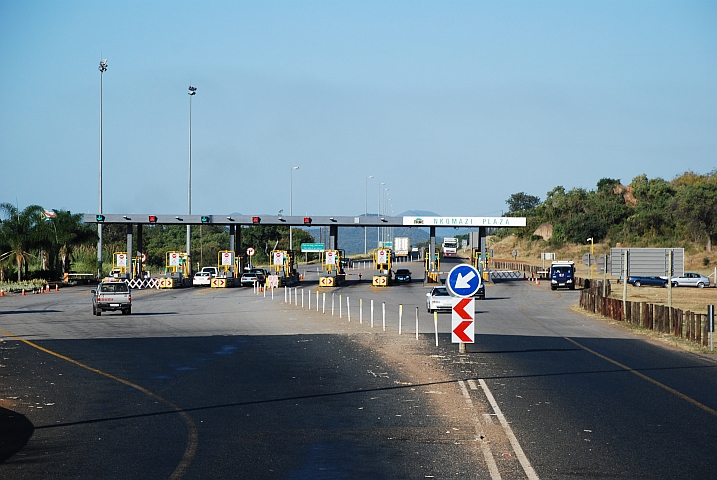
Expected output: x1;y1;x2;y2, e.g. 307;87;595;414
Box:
84;214;526;287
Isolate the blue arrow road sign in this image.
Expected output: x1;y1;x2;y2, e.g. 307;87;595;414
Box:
446;264;482;298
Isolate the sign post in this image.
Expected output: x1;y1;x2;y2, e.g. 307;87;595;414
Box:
446;264;482;353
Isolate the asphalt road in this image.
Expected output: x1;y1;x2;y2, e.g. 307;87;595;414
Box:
2;259;717;479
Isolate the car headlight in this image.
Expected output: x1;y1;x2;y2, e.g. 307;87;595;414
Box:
551;279;557;283
567;279;572;283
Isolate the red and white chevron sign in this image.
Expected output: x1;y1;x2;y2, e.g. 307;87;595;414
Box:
452;297;475;343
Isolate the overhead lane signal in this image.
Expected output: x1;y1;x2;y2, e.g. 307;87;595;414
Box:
148;215;158;224
201;216;210;224
252;216;261;224
96;214;105;222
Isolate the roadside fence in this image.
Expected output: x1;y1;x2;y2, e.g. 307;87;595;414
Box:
579;281;710;348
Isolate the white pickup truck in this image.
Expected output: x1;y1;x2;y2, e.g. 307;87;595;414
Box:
92;281;132;315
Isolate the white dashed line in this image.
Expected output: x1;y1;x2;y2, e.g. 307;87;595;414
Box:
458;380;502;480
478;379;539;480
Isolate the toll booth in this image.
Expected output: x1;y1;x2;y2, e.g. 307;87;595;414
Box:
159;251;191;288
473;248;491;281
211;250;236;288
424;251;440;284
372;248;392;287
270;250;299;287
319;249;346;287
110;252;131;279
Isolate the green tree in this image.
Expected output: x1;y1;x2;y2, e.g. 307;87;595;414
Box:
0;203;45;281
45;210;97;276
506;192;540;214
675;182;717;252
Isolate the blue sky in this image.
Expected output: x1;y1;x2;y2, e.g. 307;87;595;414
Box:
1;1;715;219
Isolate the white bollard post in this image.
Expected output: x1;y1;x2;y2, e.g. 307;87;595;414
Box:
340;295;343;318
382;302;386;332
399;304;403;335
271;285;274;300
415;306;419;340
284;286;288;303
308;289;311;310
371;299;374;328
263;283;266;298
294;287;298;306
322;292;326;314
316;291;319;312
332;293;335;316
347;297;351;322
301;289;304;309
360;299;363;324
434;311;439;346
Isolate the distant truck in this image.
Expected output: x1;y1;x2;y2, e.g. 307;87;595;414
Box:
442;237;458;258
550;260;575;290
92;281;132;315
393;237;411;258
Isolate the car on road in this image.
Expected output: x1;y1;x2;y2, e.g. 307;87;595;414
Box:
394;268;412;284
201;266;218;277
426;286;452;313
240;272;261;287
473;282;486;300
192;271;211;286
671;272;711;288
627;276;668;288
92;281;132;315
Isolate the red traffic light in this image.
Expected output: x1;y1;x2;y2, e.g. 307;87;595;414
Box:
148;215;158;224
303;217;312;225
252;216;261;224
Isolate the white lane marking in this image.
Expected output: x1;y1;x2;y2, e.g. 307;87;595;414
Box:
467;379;478;390
458;381;502;480
479;379;539;480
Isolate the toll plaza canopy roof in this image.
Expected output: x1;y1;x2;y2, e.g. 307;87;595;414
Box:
83;214;527;228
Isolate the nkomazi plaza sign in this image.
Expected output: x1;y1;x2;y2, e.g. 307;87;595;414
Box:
402;216;527;227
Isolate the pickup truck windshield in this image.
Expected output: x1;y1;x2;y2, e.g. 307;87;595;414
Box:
552;267;572;275
100;283;129;293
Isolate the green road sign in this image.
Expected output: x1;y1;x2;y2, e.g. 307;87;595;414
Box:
301;243;325;252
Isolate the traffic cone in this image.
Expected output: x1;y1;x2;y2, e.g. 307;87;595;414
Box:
55;284;59;292
22;288;26;296
0;289;4;296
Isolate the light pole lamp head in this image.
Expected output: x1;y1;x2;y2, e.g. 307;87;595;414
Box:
188;85;197;95
99;59;108;72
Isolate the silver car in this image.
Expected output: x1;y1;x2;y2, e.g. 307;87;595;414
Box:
671;272;711;288
426;286;452;313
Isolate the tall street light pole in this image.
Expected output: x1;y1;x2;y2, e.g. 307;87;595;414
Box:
365;175;373;254
97;59;107;278
383;188;389;246
378;182;385;247
290;166;299;251
187;85;197;266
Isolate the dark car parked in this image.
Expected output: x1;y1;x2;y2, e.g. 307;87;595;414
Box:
627;276;668;287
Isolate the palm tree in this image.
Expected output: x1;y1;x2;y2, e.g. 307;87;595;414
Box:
45;210;97;276
0;203;44;281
